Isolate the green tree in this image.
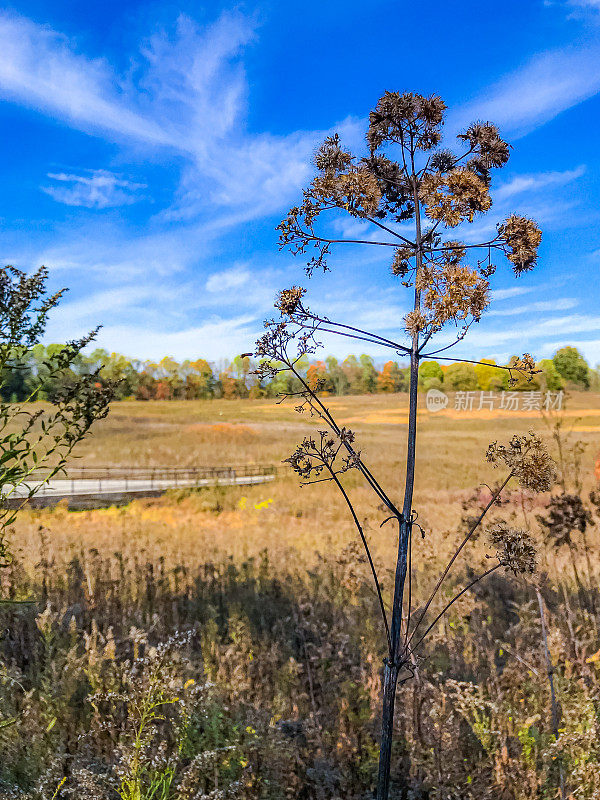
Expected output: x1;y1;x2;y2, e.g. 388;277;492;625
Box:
326;355;349;395
418;360;443;390
359;354;378;393
186;358;215;398
553;346;589;389
538;358;563;391
0;266;114;575
474;359;508;391
445;362;478;390
342;355;363;394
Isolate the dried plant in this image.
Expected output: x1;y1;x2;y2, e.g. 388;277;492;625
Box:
256;90;553;799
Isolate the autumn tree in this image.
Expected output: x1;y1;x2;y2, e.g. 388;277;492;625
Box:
254;91;553;799
377;360;405;393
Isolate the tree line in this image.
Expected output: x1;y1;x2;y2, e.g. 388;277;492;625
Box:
1;344;597;402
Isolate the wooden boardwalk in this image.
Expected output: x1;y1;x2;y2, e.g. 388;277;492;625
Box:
6;465;276;509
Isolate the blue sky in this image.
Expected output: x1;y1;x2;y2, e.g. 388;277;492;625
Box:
0;0;599;366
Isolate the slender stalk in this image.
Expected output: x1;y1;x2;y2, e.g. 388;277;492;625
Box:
406;472;512;648
329;468;392;657
535;588;566;800
411;564;500;653
376;155;422;800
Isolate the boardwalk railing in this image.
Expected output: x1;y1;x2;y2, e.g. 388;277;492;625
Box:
10;464;278;501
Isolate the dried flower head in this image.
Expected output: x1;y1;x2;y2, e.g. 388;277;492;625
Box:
312;166;381;218
488;522;537;574
367;91;446;152
457;122;510;170
276;286;306;316
486;433;556;492
391;245;415;277
404;309;428;337
314;134;354;173
417;262;489;328
497;214;542;274
419;168;492;228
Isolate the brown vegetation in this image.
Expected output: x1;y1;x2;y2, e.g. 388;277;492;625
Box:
1;395;599;797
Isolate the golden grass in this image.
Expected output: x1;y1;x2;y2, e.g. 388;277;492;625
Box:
10;391;600;593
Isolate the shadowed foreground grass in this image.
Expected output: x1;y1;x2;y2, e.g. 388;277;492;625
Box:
1;393;600;798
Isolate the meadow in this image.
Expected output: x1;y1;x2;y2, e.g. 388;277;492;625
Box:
1;392;600;799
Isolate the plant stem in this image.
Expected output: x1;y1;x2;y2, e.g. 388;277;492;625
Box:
536;588;566;800
376;159;422;800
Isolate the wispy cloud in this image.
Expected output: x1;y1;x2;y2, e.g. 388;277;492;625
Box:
494;166;585;202
42;170;145;208
491;286;534;301
85;316;260;361
205;265;251;293
448;45;600;138
0;11;323;223
487;297;578;317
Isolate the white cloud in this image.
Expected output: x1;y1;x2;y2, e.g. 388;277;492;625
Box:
88;315;260;361
205;266;251;293
0;11;324;223
494;166;585;202
448;45;600;138
42;169;145;208
488;297;578;317
491;286;533;301
0;14;170;146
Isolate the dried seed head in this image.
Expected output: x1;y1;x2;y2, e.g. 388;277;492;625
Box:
419;168;492;228
486;433;556;493
367;91;446;152
391;245;415;277
497;214;542;274
417;262;490;327
457;122;510;170
276;286;306;316
312;166;381;218
404;309;428;336
488;522;537;575
314;134;353;173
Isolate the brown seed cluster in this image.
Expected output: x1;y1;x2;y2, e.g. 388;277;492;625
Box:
417;262;490;329
488;522;537;575
367;91;447;152
404;309;428;337
486;433;556;493
497;215;542;274
312;167;381;218
391;245;416;277
276;286;306;316
457;122;510;180
419;168;492;228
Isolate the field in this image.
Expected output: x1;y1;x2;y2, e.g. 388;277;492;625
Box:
2;392;600;799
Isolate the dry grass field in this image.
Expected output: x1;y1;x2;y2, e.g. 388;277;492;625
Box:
19;390;597;572
2;391;600;799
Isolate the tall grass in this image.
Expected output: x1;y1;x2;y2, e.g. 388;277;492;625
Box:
1;395;599;798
